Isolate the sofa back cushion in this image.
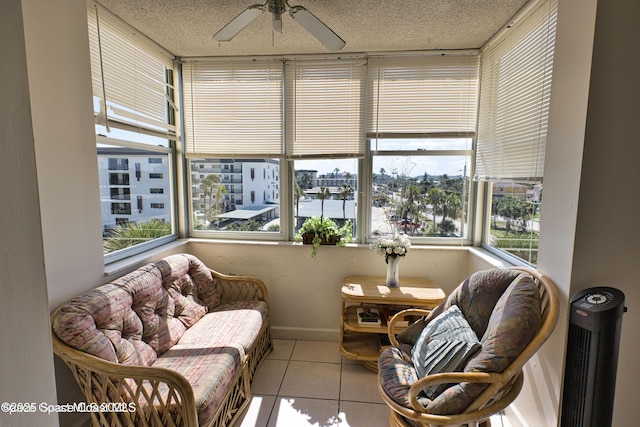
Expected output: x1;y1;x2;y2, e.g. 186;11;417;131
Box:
155;254;219;327
52;254;221;365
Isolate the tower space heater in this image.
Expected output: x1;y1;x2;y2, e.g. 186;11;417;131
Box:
560;287;626;427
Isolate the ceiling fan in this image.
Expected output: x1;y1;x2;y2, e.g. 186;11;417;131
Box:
213;0;346;51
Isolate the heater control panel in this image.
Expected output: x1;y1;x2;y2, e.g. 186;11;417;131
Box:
585;291;615;306
572;287;626;313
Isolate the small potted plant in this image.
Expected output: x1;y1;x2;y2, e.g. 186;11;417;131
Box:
296;185;352;258
296;216;352;258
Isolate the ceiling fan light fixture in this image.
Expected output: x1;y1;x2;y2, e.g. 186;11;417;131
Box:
212;0;345;50
272;14;282;33
269;0;284;33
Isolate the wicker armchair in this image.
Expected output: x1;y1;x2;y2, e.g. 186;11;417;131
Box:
377;267;559;427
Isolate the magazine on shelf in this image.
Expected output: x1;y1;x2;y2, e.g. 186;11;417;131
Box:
377;305;412;328
356;306;382;327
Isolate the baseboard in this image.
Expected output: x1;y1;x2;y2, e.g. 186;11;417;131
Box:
271;326;339;342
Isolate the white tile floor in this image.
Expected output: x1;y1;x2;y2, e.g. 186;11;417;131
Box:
237;339;511;427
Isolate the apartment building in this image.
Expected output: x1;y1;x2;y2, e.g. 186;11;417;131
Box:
97;147;171;231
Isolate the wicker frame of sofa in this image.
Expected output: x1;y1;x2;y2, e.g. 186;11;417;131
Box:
52;268;273;427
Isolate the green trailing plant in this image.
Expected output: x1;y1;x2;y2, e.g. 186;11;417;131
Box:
296;216;352;258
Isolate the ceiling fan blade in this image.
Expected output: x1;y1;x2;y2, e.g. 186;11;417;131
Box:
213;4;265;42
289;6;345;51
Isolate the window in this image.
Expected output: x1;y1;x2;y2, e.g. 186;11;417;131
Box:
89;2;177;261
367;54;479;241
476;0;557;265
109;173;130;186
371;147;471;239
190;159;280;233
183;58;283;235
98;141;173;256
111;202;131;215
110;187;130;200
183;53;481;243
294;159;358;238
108;158;128;170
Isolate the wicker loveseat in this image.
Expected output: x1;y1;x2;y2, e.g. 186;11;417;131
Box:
51;253;272;427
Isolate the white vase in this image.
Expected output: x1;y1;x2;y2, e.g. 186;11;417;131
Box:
385;255;400;288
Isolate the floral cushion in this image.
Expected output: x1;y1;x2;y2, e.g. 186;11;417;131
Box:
378;344;425;407
52;254;223;364
411;305;481;399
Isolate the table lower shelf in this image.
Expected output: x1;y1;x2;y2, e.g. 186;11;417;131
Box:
340;330;389;361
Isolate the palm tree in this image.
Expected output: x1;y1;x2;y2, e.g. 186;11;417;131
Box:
199;174;221;222
443;193;461;222
215;184;227;213
400;183;421;234
318;186;331;219
426;187;446;235
337;183;354;220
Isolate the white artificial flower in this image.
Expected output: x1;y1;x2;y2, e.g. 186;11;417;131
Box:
371;233;411;261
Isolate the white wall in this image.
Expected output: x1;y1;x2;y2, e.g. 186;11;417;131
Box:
21;0;106;311
569;0;640;424
187;241;501;339
19;0;112;425
0;1;58;426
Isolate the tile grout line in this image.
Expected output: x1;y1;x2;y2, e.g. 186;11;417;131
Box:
261;340;296;427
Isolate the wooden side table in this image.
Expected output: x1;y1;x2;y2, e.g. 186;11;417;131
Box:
339;275;445;371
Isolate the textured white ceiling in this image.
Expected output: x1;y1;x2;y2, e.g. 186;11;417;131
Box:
97;0;530;58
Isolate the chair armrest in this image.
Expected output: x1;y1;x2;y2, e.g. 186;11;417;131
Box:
408;371;500;411
404;370;524;426
209;268;270;306
52;333;198;427
387;308;432;347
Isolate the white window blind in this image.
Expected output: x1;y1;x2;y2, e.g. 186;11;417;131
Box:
182;59;283;157
474;0;558;181
87;2;176;136
367;54;479;143
285;58;366;159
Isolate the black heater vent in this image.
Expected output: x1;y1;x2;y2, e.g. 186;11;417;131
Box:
560;287;626;427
